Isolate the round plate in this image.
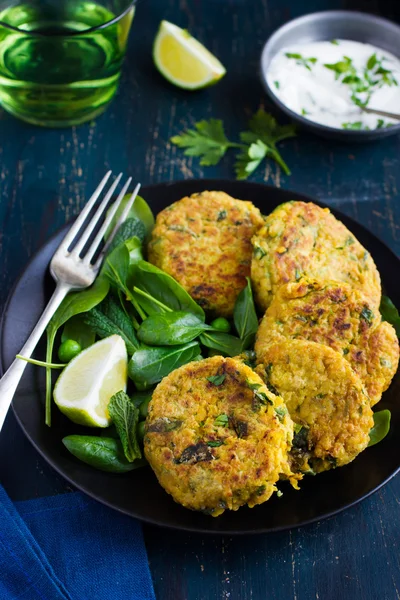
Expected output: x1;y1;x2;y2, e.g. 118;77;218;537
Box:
1;179;399;534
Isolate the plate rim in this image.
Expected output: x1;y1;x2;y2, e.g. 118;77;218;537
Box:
2;178;399;535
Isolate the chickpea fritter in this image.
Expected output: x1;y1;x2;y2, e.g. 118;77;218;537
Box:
144;356;300;516
148;191;264;317
251;201;381;312
255;339;374;474
256;279;399;406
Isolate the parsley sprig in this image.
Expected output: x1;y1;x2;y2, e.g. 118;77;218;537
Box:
171;109;296;180
285;52;317;71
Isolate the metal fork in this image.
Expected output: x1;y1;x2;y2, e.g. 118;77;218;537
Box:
0;171;141;432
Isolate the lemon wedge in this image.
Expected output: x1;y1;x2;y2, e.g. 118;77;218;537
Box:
54;335;128;427
153;20;226;90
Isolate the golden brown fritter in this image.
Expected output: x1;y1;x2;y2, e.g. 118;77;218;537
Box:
255;279;399;406
147;191;264;317
144;356;299;516
251;201;381;312
255;339;374;474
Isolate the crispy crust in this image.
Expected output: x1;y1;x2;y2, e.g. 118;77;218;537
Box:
255;339;374;473
251;201;381;312
144;356;299;516
148;191;264;317
255;279;399;406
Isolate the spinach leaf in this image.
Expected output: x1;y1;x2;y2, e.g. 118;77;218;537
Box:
85;296;139;355
45;276;109;426
102;242;146;320
207;375;226;386
137;311;209;345
108;391;142;462
129;341;201;390
199;331;243;357
105;195;155;243
131;260;205;320
62;435;146;473
106;219;145;256
61;314;95;349
233;277;258;349
368;409;391;447
380;295;400;337
125;236;143;265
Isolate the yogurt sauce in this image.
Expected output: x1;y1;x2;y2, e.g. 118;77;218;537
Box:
266;40;400;130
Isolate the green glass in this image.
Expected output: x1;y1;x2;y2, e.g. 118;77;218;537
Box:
0;0;136;127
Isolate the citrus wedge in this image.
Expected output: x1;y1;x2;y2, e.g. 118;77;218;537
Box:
153;20;226;90
54;335;128;427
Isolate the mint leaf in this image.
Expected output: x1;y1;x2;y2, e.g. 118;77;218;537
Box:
85;295;139;355
108;391;141;462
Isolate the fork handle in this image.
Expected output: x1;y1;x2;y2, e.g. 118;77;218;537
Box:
0;281;71;432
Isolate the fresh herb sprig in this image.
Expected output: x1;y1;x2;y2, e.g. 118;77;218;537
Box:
285;52;317;71
170;109;296;180
324;53;398;109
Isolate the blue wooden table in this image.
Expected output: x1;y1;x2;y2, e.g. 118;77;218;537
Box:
1;1;400;598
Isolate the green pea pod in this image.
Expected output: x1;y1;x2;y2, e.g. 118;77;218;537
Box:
62;435;145;473
368;409;391;447
137;311;210;345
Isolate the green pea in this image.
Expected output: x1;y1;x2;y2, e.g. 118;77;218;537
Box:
58;339;81;363
139;395;152;419
210;317;231;333
137;421;146;443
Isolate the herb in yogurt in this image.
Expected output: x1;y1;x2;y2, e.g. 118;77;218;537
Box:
285;52;318;71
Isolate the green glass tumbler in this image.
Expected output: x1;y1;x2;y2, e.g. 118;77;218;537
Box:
0;0;136;127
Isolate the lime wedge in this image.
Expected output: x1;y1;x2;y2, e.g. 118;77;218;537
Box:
54;335;128;427
153;20;226;90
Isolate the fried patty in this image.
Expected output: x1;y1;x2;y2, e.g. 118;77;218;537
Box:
144;356;299;516
148;191;264;317
251;201;381;312
255;339;374;473
255;279;399;406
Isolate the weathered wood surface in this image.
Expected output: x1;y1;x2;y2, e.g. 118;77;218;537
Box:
1;1;400;598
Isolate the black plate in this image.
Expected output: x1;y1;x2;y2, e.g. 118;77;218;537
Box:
1;179;399;535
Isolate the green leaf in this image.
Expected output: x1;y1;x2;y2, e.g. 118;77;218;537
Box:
61;314;95;349
368;409;391;447
62;435;146;473
342;121;364;130
85;295;139;355
170;119;239;166
129;341;201;390
207;440;224;447
237;109;296;177
131;260;205;319
235;140;268;180
137;311;209;345
247;108;297;145
108;391;142;462
45;276;109;426
233;277;258;349
367;53;378;70
101;241;146;319
200;331;243;357
207;374;226;386
125;236;143;266
380;295;400;337
106;219;145;256
105;195;155;243
215;414;229;427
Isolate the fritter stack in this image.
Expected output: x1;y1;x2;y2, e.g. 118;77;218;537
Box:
252;201;399;474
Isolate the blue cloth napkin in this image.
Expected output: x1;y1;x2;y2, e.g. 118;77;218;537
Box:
0;485;155;600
